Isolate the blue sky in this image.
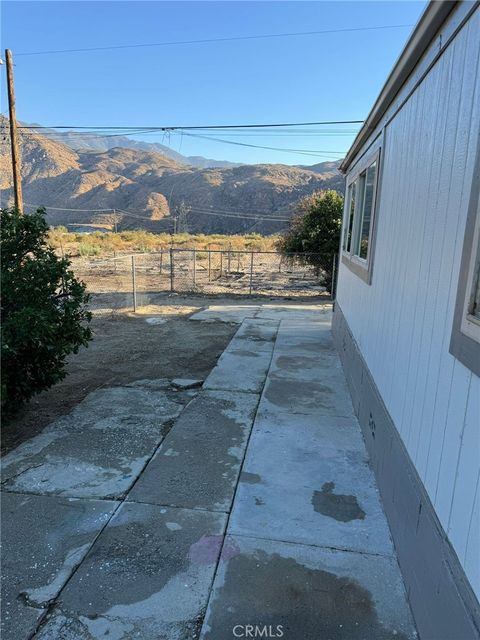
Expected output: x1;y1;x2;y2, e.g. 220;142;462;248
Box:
1;1;426;165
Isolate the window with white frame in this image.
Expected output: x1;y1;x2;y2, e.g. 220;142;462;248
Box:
450;143;480;376
342;151;380;282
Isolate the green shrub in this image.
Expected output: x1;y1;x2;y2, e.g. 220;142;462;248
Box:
78;242;102;257
1;207;92;410
277;190;343;293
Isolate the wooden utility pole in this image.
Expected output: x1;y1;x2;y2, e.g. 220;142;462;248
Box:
5;49;23;213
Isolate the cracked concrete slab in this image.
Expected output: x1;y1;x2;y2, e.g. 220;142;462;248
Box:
1;387;187;499
1;493;118;640
233;318;279;343
229;441;394;555
171;378;203;390
200;535;417;640
34;502;227;640
2;308;416;640
227;321;392;555
252;409;367;453
204;320;277;393
255;303;332;322
129;390;259;511
189;305;260;323
261;373;354;418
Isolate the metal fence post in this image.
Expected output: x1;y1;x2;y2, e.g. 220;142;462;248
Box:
159;249;163;275
193;249;196;287
249;251;254;295
131;255;137;312
208;250;211;281
170;247;174;292
220;251;223;277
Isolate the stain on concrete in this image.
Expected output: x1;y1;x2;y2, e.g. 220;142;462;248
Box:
1;387;188;499
230;349;261;358
129;391;259;511
45;503;224;617
240;472;261;484
1;494;118;640
189;535;224;565
274;354;335;372
254;497;265;506
189;535;240;565
264;378;335;411
312;482;365;522
203;551;409;640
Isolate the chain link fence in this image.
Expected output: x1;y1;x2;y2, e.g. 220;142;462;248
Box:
71;249;331;313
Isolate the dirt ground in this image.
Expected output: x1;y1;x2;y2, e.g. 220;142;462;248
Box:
1;297;241;455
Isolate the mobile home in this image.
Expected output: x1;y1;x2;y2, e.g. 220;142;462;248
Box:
333;2;480;638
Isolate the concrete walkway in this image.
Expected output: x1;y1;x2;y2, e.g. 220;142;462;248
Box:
1;304;416;640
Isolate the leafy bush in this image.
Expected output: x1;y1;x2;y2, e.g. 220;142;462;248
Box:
1;208;92;410
276;190;343;292
78;242;102;257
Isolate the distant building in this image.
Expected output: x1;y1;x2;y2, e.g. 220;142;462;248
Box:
333;2;480;638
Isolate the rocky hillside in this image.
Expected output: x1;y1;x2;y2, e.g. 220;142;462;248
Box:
0;119;344;234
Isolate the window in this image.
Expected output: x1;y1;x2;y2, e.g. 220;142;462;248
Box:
343;182;356;252
450;143;480;376
341;150;380;283
357;161;377;259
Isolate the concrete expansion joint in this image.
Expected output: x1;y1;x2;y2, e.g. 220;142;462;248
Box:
122;499;229;515
229;531;396;559
201;386;262;395
198;321;280;629
1;488;122;503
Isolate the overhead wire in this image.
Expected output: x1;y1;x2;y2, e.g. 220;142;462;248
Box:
14;23;414;57
16;119;364;130
180;131;345;157
23;202;292;223
11;124;350;158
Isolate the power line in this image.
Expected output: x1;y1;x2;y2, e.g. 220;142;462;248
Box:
185;203;293;217
181;131;345;157
24;202;291;223
15;127;358;139
186;208;290;222
12;123;350;158
14;24;414;57
16;119;364;131
24;202;113;212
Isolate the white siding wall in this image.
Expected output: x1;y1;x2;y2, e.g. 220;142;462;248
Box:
337;9;480;598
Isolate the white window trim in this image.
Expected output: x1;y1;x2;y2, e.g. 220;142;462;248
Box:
341;142;382;285
460;198;480;343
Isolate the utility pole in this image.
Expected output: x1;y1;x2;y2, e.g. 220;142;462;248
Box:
5;49;23;213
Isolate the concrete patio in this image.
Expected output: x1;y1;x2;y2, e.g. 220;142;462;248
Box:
1;303;417;640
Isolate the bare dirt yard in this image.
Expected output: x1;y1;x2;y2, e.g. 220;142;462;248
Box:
2;296;243;454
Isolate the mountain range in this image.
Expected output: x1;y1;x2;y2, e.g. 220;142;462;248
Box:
0;117;344;234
